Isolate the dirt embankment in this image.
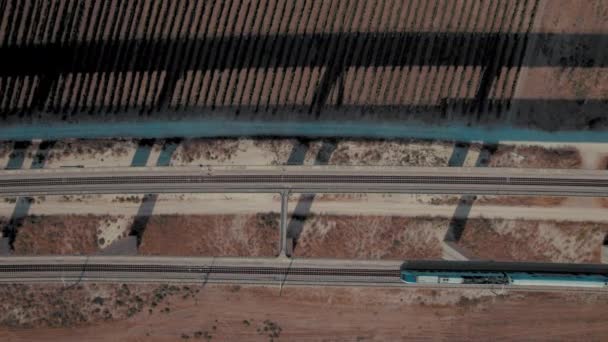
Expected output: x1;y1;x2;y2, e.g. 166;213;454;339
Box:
328;140;453;166
4;213;279;257
0;137;587;170
13;215;104;255
292;215;448;259
475;196;566;207
423;195;567;207
0;284;607;341
47;139;132;164
139;214;279;257
291;210;600;263
459;218;608;263
174;139;241;164
488;145;583;169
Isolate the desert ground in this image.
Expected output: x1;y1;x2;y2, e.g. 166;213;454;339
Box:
458;218;608;263
3;193;608;221
2;209;606;262
292;215;447;259
289;214;608;263
138;214;279;257
0;284;606;341
0;138;597;170
11;215;103;255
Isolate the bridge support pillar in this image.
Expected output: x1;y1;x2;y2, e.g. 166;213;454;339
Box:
279;190;290;258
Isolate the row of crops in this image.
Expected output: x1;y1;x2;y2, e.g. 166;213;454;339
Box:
0;0;539;117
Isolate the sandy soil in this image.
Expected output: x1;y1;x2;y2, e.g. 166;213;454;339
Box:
0;138;591;170
293;215;447;259
139;214;280;257
44;139;136;168
459;218;608;263
172;139;296;166
500;141;608;170
424;195;567;207
328;140;455;166
487;144;582;169
97;215;134;249
0;284;607;341
4;193;608;225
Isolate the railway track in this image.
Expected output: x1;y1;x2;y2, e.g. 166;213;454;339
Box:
1;169;608;197
1;174;607;188
0;264;400;277
1;262;606;294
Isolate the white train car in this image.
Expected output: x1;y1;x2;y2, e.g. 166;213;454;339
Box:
401;261;608;288
508;272;608;288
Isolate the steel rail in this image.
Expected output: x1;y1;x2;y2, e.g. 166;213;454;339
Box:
0;264;399;277
1;167;608;196
2;175;608;186
0;257;606;291
1;262;607;294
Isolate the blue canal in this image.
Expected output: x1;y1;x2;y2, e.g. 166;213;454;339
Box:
1;120;608;143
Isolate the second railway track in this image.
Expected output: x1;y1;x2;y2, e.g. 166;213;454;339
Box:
1;174;608;187
0;264;400;277
1;167;608;197
1;261;606;294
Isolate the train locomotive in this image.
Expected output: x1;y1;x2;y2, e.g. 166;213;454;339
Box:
401;261;608;288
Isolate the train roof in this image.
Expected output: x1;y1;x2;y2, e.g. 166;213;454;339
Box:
401;260;608;275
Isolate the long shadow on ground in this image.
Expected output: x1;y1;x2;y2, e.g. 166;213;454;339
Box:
286;140;337;255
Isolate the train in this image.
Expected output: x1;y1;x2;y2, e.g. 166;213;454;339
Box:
400;261;608;288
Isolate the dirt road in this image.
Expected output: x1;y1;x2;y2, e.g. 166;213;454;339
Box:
2;193;607;222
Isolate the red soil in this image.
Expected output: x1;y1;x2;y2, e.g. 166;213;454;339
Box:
13;215;102;255
1;284;607;341
293;215;447;259
139;214;280;257
459;218;608;263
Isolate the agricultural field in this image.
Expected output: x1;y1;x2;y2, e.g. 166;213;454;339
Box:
0;0;604;132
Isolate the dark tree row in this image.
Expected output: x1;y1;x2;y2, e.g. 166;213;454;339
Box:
0;0;539;118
